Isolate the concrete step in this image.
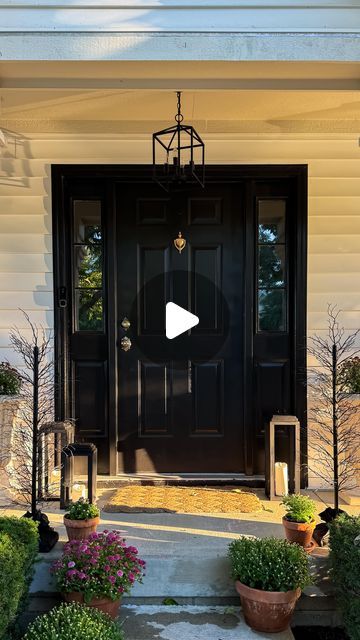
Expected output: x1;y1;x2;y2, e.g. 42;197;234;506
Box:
29;543;339;627
30;541;238;602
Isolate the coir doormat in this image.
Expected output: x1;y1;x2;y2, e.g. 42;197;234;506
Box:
103;486;262;514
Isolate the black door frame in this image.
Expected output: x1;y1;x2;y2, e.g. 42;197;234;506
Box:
52;164;308;479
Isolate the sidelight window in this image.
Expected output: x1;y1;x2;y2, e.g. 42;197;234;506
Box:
257;199;287;332
73;200;104;331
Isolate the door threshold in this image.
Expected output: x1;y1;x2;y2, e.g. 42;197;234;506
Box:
97;473;265;488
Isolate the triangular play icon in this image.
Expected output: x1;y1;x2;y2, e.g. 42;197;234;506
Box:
166;302;199;339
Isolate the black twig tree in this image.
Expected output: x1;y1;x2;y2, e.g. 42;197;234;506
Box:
308;305;360;512
7;312;56;513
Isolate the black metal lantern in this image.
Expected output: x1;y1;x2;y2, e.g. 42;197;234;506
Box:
152;91;205;191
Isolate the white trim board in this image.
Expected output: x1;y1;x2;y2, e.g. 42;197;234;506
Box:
1;32;360;61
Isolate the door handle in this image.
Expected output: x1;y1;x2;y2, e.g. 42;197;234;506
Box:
121;317;131;331
120;336;132;352
120;316;131;351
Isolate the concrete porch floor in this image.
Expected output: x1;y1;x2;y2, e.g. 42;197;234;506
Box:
18;486;357;554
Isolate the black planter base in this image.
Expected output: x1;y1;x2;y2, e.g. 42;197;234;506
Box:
22;510;59;553
313;507;348;547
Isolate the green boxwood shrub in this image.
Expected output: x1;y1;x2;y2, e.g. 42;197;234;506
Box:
330;514;360;640
0;533;25;639
228;536;311;593
0;517;38;576
0;517;39;640
23;603;124;640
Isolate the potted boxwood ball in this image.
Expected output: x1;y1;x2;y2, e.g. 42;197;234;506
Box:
23;602;124;640
64;498;100;541
229;536;311;633
281;494;316;552
51;530;146;619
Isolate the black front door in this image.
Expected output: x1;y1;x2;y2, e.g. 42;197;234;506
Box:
116;182;244;472
52;165;307;476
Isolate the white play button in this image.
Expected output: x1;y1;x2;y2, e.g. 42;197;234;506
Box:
166;302;199;339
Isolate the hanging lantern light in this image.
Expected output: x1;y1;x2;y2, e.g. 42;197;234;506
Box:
152;91;205;192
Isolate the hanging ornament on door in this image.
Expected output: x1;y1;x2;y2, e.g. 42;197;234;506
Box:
174;231;186;254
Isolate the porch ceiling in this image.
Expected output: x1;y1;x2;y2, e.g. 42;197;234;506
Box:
1;61;360;134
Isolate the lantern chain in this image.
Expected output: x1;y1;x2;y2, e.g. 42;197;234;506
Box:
175;91;184;123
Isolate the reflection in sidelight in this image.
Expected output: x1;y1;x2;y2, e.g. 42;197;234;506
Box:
73;201;103;331
258;200;286;243
258;245;285;288
258;289;286;332
74;245;103;288
257;199;287;332
75;289;103;332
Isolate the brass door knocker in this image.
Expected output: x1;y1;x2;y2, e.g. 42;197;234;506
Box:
174;231;186;254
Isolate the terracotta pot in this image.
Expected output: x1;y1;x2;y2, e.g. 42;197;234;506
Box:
63;591;121;620
282;516;316;552
235;580;301;633
63;516;100;541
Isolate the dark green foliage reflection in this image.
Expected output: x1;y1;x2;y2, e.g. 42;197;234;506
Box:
258;289;285;332
74;209;103;331
257;200;286;332
258;245;285;288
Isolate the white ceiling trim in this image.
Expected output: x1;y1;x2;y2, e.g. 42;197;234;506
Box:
1;33;360;61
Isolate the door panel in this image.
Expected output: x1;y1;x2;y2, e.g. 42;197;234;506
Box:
138;246;169;335
192;360;224;435
74;360;107;436
138;361;171;436
117;181;244;473
191;245;222;333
